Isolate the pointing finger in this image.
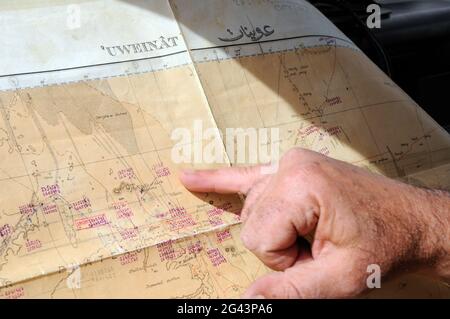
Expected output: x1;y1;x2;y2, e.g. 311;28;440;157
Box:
179;165;263;195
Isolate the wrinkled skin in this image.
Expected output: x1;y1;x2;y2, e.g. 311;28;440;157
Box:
180;148;450;298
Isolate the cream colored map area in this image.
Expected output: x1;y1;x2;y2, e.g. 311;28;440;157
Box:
0;0;449;298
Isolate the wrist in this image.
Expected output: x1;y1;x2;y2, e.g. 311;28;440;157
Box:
404;186;450;280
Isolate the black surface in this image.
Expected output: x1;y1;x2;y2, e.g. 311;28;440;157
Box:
310;0;450;132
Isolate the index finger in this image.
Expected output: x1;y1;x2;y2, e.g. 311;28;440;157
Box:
179;165;262;195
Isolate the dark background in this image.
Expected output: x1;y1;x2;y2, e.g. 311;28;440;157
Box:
309;0;450;132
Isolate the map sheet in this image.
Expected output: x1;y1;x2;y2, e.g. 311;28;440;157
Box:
0;0;449;298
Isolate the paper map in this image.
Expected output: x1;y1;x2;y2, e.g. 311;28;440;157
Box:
0;0;449;298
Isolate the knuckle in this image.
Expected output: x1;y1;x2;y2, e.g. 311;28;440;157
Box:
283;147;324;162
242;165;257;176
237;166;262;193
297;161;337;193
285;147;304;157
279;149;333;187
282;148;306;164
290;161;325;184
240;221;273;255
264;252;295;271
239;228;258;251
301;161;325;177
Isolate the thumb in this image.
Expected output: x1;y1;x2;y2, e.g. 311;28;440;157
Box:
179;165;263;195
243;253;362;299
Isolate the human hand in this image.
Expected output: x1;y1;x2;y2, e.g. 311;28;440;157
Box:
180;148;449;298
